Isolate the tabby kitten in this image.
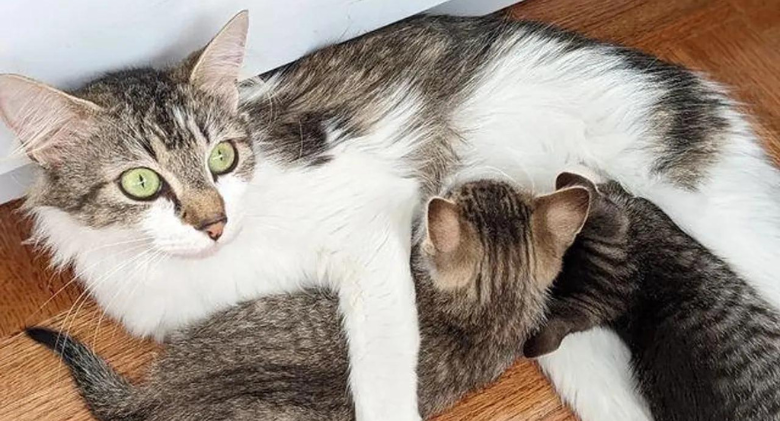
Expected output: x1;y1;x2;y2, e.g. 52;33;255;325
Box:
28;179;590;421
524;173;780;421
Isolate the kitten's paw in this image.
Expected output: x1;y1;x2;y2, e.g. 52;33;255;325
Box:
524;318;570;358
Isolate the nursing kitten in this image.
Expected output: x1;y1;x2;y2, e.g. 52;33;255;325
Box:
2;12;780;421
524;173;780;421
28;179;590;421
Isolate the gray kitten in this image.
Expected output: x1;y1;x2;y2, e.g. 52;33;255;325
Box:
524;173;780;421
28;178;591;421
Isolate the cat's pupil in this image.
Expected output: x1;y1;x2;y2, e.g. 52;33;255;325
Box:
138;174;146;188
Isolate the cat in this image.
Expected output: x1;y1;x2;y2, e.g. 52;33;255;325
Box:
2;11;780;421
27;178;591;421
524;172;780;421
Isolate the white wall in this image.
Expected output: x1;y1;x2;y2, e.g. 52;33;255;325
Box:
0;0;520;203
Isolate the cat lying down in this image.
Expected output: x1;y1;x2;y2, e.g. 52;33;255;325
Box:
28;178;592;421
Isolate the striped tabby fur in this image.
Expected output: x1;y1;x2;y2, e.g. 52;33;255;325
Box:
525;173;780;421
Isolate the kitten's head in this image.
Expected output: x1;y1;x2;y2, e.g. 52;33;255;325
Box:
523;172;632;358
421;178;591;326
0;12;253;257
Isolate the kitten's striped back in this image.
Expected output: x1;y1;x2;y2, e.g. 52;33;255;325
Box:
526;174;780;421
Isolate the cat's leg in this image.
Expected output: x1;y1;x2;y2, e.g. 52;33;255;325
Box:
538;328;654;421
332;206;421;421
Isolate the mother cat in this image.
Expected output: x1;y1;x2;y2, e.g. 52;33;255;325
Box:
2;12;779;421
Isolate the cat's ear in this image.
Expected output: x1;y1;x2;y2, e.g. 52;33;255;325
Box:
533;187;591;257
0;74;103;165
555;172;598;194
426;197;462;253
189;11;249;111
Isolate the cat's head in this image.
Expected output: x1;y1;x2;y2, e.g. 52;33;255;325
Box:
0;12;253;257
420;178;591;326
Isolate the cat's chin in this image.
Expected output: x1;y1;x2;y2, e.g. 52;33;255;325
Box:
155;231;239;259
161;245;222;259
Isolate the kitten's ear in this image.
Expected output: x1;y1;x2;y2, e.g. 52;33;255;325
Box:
555;172;598;194
189;11;249;110
0;74;103;165
426;197;461;253
534;187;591;257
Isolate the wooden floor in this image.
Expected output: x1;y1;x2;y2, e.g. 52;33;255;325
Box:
1;0;779;419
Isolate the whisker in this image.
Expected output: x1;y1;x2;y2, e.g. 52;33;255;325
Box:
55;247;154;350
28;242;152;327
91;248;163;346
109;249;169;341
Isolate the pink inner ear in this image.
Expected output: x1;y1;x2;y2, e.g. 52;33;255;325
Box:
189;11;249;110
536;187;591;252
427;198;461;253
0;75;99;164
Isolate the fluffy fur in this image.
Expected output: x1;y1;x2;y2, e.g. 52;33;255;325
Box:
2;14;780;421
28;179;584;421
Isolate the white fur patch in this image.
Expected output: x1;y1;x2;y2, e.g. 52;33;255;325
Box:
239;73;282;103
142;200;214;256
538;328;654;421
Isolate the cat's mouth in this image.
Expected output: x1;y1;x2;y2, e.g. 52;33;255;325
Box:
142;200;244;258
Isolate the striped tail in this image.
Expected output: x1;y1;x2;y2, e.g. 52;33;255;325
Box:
26;327;145;421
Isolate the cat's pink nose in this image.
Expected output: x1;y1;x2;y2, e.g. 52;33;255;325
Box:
198;217;227;241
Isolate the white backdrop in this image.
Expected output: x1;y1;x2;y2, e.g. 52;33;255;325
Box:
0;0;519;202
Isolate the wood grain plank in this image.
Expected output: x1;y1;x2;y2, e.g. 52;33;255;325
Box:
0;200;83;337
432;361;574;421
0;303;159;421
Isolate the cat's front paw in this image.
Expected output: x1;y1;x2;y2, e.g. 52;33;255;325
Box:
351;370;421;421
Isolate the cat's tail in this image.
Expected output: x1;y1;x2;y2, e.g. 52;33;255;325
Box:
26;327;147;421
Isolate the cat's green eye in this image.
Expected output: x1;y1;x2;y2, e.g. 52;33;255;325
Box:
120;168;162;200
208;142;237;175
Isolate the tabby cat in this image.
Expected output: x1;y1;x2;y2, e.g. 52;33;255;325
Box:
28;179;590;421
2;11;779;420
524;173;780;421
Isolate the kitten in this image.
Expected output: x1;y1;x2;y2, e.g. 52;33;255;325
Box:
2;12;780;421
524;172;780;421
28;179;590;421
